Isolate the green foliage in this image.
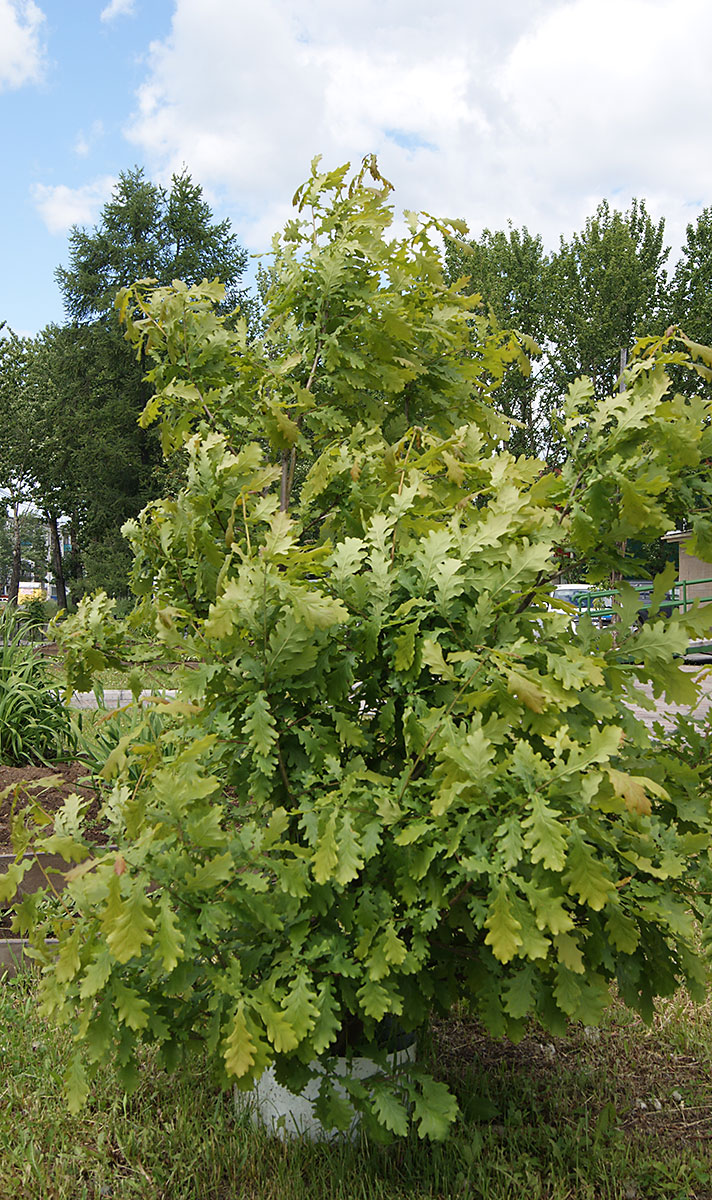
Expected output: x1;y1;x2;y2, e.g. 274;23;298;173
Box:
444;224;552;457
17;167;252;600
0;605;76;764
56;166;248;322
671;206;712;345
548;198;669;400
18;159;712;1142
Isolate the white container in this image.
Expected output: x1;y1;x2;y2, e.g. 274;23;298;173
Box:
239;1043;415;1142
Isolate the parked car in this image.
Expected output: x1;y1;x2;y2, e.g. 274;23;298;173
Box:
631;583;680;624
549;583;612;625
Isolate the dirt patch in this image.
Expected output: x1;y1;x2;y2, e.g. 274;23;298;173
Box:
0;761;104;852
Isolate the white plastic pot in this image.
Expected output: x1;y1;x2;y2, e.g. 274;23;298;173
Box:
239;1043;415;1142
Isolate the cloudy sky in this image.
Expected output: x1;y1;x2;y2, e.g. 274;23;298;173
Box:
2;0;712;334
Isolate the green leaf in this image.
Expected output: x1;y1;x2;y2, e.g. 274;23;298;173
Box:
604;904;640;953
522;797;568;872
292;591;349;631
103;881;155;964
186;852;234;892
243;692;278;759
522;882;575;935
56;929;82;983
393;623;417;671
381;923;408;966
0;860;27;903
311;981;342;1055
335;816;365;885
502;966;536;1019
224;1007;258;1078
357;980;399;1020
484;882;523;964
313;811;339;884
153;895;185;972
114;981;150;1030
282;971;320;1042
556;726;624;780
553;931;585;974
554;965;582;1016
506;670;549;713
263;1005;299;1053
413;1078;459;1140
563;833;615;911
371;1083;410;1137
65;1052;89;1115
421;637;457;681
79;948;113;999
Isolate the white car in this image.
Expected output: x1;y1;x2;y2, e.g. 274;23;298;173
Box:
549;583;611;625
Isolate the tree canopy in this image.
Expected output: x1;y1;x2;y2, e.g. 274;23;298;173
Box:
57;167;248;322
26;167;250;598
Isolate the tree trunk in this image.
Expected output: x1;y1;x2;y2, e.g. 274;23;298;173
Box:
8;503;21;605
47;513;68;610
70;516;83;581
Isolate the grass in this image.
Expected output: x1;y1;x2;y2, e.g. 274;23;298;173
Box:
0;974;711;1199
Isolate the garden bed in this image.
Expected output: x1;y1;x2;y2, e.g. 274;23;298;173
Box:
0;761;98;851
0;761;107;964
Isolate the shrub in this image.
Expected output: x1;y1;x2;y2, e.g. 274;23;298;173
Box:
14;159;712;1140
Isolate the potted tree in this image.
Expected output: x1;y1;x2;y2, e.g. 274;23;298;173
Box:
13;159;712;1140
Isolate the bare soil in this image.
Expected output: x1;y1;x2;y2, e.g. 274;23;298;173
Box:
0;760;102;852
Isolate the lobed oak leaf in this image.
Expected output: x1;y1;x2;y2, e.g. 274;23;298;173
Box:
607;769;655;816
484;883;523;964
104;885;155;964
357;979;400;1021
65;1053;90;1115
563;834;615;911
506;670;549;713
522;796;568;872
371;1084;410;1137
223;1007;258;1078
313;811;339;884
263;1005;300;1053
413;1079;459;1141
502;966;537;1019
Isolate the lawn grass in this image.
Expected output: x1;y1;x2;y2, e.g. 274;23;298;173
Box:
1;972;711;1199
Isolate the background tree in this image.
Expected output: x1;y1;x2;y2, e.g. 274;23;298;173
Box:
0;332;39;602
548;199;669;399
57;167;248;321
46;167;250;597
445;225;553;457
670;207;712;343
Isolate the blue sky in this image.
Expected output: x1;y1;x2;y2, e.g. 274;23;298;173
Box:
3;0;712;336
2;1;173;332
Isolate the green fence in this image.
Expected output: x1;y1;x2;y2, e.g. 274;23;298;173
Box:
570;577;712;628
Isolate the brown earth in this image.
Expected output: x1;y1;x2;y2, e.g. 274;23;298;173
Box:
0;761;103;852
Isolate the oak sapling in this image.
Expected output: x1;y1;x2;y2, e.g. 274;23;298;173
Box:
17;158;712;1140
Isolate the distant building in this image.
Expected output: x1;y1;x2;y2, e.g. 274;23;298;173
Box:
663;530;712;608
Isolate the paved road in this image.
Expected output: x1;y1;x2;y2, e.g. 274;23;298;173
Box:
69;689;177;710
68;669;712;735
624;664;712;733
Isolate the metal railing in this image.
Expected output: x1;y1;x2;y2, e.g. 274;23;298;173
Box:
569;577;712;629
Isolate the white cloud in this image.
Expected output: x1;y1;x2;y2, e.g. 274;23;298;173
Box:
0;0;45;92
100;0;135;21
31;175;117;235
74;119;105;158
120;0;712;258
